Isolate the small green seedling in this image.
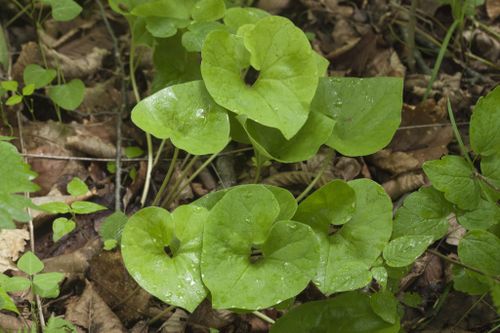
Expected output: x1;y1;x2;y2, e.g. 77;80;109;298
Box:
383;86;500;311
0;251;65;314
38;177;107;242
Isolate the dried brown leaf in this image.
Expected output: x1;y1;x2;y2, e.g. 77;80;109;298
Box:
0;229;29;273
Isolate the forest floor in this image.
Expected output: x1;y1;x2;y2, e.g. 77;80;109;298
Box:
0;0;499;332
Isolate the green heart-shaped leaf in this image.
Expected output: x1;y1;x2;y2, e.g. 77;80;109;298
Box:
42;0;82;21
242;110;335;163
201;185;319;309
145;17;185;38
152;35;201;92
383;235;434;267
458;230;500;276
52;217;76;242
121;206;208;312
182;22;229;52
470;86;500;156
23;64;56;89
201;16;319;139
392;187;452;241
17;251;44;275
223;7;269;32
48;79;85;111
191;0;225;22
312;77;403;156
131;80;230;155
270;292;400;333
300;179;393;294
131;0;194;18
423;155;481;210
33;272;64;298
294;180;356;231
457;199;500;230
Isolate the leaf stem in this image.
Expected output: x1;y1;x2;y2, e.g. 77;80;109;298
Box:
163;154;218;208
161;155;199;208
446;99;474;168
423;19;459;101
427;249;500;282
152;147;179;206
252;311;276;325
296;149;334;202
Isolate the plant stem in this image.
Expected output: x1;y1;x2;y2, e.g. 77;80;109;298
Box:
296;149;334;202
446;99;474;168
487;322;500;333
427;249;500;282
129;39;154;207
153;139;167;167
161;155;199;208
423;19;459;101
152;147;179;206
98;0;126;212
163;154;218;208
148;305;175;325
252;311;276;325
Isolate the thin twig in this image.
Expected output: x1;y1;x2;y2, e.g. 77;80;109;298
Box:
252;311;276;325
427;249;500;282
152;147;179;206
296;149;335;202
161;155;200;208
22;153;146;162
97;0;126;212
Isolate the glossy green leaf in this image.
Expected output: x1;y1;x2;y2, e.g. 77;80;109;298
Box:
270;292;400;333
131;17;155;46
124;146;144;158
452;266;490;295
145;17;180;38
99;211;128;244
48;79;85;111
0;141;38;229
45;316;77;333
423;155;481;210
304;179;393;294
17;251;44;275
392;187;452;241
383;235;433;267
0;287;18;314
242;109;335;162
1;80;18;91
201;185;319;309
470;86;500;156
458;230;500;276
0;275;30;292
37;202;71;214
152;35;201;92
70;201;107;214
370;290;398;324
33;272;64;298
42;0;82;21
294;180;356;231
182;21;228;52
131;80;230;155
5;94;22;106
223;7;269;32
457;199;500;230
312;77;403;156
22;84;35;96
192;0;225;22
121;206;208;312
264;185;297;221
480;154;500;201
131;0;194;18
0;193;35;229
67;177;89;196
52;217;76;242
23;64;56;89
371;266;388;289
201;16;319;139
